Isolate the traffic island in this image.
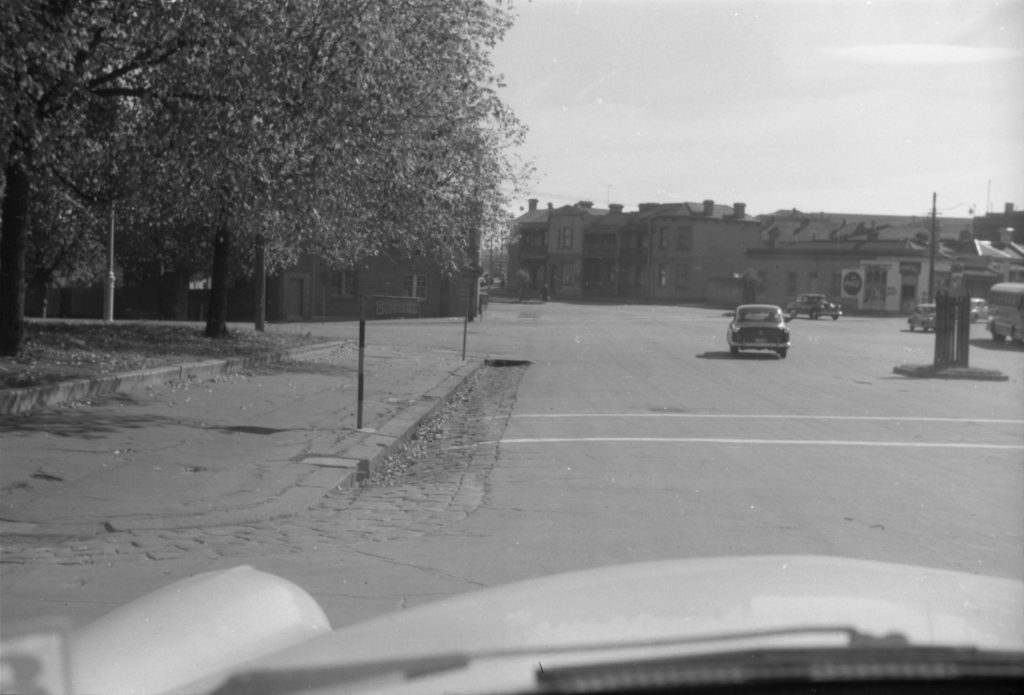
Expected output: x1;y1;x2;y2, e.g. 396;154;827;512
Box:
892;364;1009;381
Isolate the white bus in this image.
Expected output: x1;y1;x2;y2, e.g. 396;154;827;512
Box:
986;282;1024;343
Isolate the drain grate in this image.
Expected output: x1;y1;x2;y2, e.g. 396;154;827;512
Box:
484;358;532;367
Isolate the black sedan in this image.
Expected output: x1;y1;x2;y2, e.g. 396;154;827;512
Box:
785;293;842;320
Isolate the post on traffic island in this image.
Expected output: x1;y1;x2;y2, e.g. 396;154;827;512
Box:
356;294;422;429
932;270;970;370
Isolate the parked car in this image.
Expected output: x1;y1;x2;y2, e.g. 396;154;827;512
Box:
785;293;842;320
727;304;791;358
908;303;936;332
969;298;988;322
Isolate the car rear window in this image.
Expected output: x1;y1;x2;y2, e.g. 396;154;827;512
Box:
739;309;777;321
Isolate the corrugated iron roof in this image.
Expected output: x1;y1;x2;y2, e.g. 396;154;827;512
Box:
758;210;971;244
750;238;931;256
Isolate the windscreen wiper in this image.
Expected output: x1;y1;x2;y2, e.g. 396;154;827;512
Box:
213;627;1023;695
536;631;1024;693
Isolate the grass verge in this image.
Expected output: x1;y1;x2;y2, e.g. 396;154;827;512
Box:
0;321;331;390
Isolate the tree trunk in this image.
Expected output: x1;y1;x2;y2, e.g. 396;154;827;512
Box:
0;159;30;355
204;224;232;338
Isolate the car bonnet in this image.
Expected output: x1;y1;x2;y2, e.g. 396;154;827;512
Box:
257;555;1024;671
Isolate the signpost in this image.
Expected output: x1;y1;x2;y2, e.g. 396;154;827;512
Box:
356;295;422;429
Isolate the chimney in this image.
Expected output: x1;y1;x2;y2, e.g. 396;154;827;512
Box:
609;204;623;214
577;200;594;209
638;203;659;213
1006;202;1015;214
732;202;746;219
547;202;553;210
528;198;538;211
703;199;714;217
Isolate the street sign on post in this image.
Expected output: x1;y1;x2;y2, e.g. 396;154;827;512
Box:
370;296;422;319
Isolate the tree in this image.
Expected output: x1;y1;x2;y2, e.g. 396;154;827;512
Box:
26;81;149;316
25;174;107;316
3;0;529;347
1;0;215;353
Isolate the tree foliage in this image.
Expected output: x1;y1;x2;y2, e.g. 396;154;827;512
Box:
25;170;108;316
2;0;528;349
2;0;216;352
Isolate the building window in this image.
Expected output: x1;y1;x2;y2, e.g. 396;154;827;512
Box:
658;227;669;250
677;227;692;252
403;274;427;298
330;270;358;298
561;261;579;285
676;264;689;288
558;227;574;249
658;263;668;287
523;231;545;249
787;271;798;295
865;265;887;306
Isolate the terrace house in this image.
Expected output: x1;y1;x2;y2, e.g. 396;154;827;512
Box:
511;198;759;304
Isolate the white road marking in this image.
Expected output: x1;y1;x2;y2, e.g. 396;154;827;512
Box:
498;437;1024;450
511;413;1024;425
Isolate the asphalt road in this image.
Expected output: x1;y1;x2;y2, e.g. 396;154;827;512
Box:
3;300;1022;633
270;300;1023;626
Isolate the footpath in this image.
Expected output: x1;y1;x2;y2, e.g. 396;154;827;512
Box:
0;321;491;626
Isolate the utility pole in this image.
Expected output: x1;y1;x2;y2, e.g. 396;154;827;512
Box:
928;192;937;303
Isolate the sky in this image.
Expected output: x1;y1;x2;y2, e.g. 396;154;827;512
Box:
491;0;1024;217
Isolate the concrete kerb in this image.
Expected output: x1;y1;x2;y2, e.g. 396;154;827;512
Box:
891;363;1009;381
303;360;482;486
0;340;349;416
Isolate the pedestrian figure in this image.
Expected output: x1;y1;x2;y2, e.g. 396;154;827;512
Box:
516;269;530;302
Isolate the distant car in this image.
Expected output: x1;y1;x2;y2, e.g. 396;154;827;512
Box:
785;293;842;320
727;304;791;358
970;298;988;322
907;304;936;332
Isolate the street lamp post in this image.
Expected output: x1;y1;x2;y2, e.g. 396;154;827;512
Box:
103;204;115;322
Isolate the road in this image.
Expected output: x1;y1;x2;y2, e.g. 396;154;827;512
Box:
3;300;1022;633
266;300;1024;627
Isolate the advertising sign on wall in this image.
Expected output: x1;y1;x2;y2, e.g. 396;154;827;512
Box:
841;269;864;302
